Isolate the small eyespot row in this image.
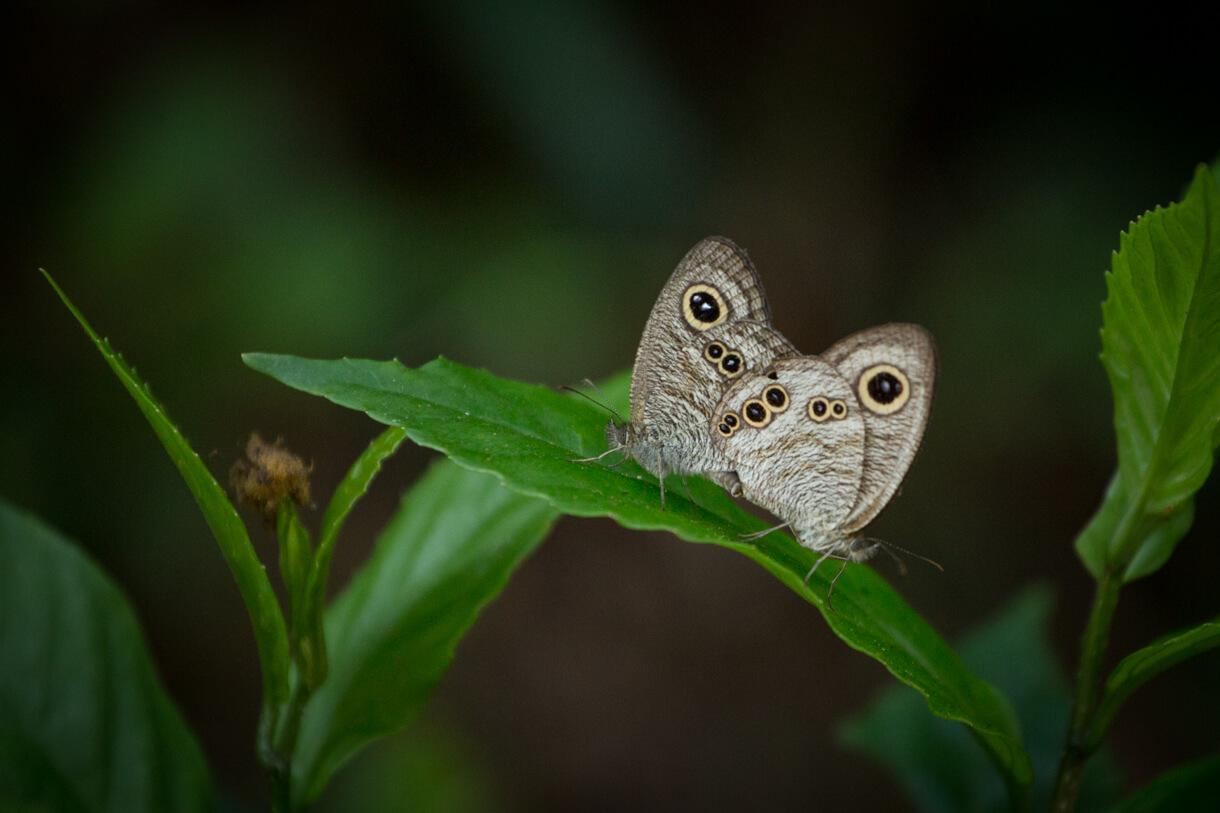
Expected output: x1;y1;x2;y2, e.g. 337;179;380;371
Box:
807;396;848;423
704;340;745;378
716;411;739;436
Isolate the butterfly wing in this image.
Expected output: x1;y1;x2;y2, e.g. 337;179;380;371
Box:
820;323;937;533
710;356;865;545
628;237;797;476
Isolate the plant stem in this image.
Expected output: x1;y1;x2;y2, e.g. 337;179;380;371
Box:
1050;567;1122;812
259;678;314;812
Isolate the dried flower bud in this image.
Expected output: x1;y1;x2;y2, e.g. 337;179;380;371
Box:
230;433;312;522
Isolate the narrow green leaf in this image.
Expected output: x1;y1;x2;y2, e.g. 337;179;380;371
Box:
292;460;559;801
1111;752;1220;813
246;353;1033;794
1088;617;1220;752
1098;165;1220;571
0;500;212;813
277;500;313;677
302;426;410;689
841;586;1120;813
44;271;290;708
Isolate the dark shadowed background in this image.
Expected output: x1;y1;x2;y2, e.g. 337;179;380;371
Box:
4;1;1219;810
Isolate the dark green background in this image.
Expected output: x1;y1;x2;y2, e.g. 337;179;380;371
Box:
4;2;1218;809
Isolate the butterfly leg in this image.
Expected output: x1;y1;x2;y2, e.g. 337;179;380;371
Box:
825;558;851;612
803;549;836;585
680;474;696;504
739;521;791;542
568;446;625;464
651;448;667;510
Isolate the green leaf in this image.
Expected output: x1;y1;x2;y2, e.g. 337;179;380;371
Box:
1087;616;1220;752
1122;496;1194;581
1097;164;1220;572
291;460;559;801
0;500;212;812
1111;752;1220;813
44;270;291;708
1074;472;1125;580
301;426;410;689
840;586;1120;813
1074;472;1195;581
277;500;313;676
245;353;1033;796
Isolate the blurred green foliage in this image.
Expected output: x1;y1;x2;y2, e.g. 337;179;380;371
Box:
4;1;1219;809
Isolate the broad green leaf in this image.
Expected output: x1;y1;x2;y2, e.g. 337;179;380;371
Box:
1098;165;1220;571
292;460;559;801
0;501;212;812
1073;473;1125;579
1111;752;1220;813
246;353;1033;796
1122;496;1194;581
301;426;410;689
1074;472;1195;581
1088;617;1220;752
840;586;1120;813
44;271;290;708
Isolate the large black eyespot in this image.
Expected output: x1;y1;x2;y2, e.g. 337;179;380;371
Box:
720;353;743;378
808;396;830;423
681;284;728;330
763;384;789;412
703;341;726;361
858;364;911;414
742;398;771;428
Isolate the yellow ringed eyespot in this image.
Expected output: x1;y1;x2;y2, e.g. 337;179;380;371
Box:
682;284;729;330
742;398;771;428
858;364;910;414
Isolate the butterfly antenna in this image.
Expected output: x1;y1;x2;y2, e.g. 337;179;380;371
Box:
558;380;627;426
871;538;943;576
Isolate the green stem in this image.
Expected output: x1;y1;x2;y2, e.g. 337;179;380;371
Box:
1050;567;1122;812
260;679;313;812
258;701;290;813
